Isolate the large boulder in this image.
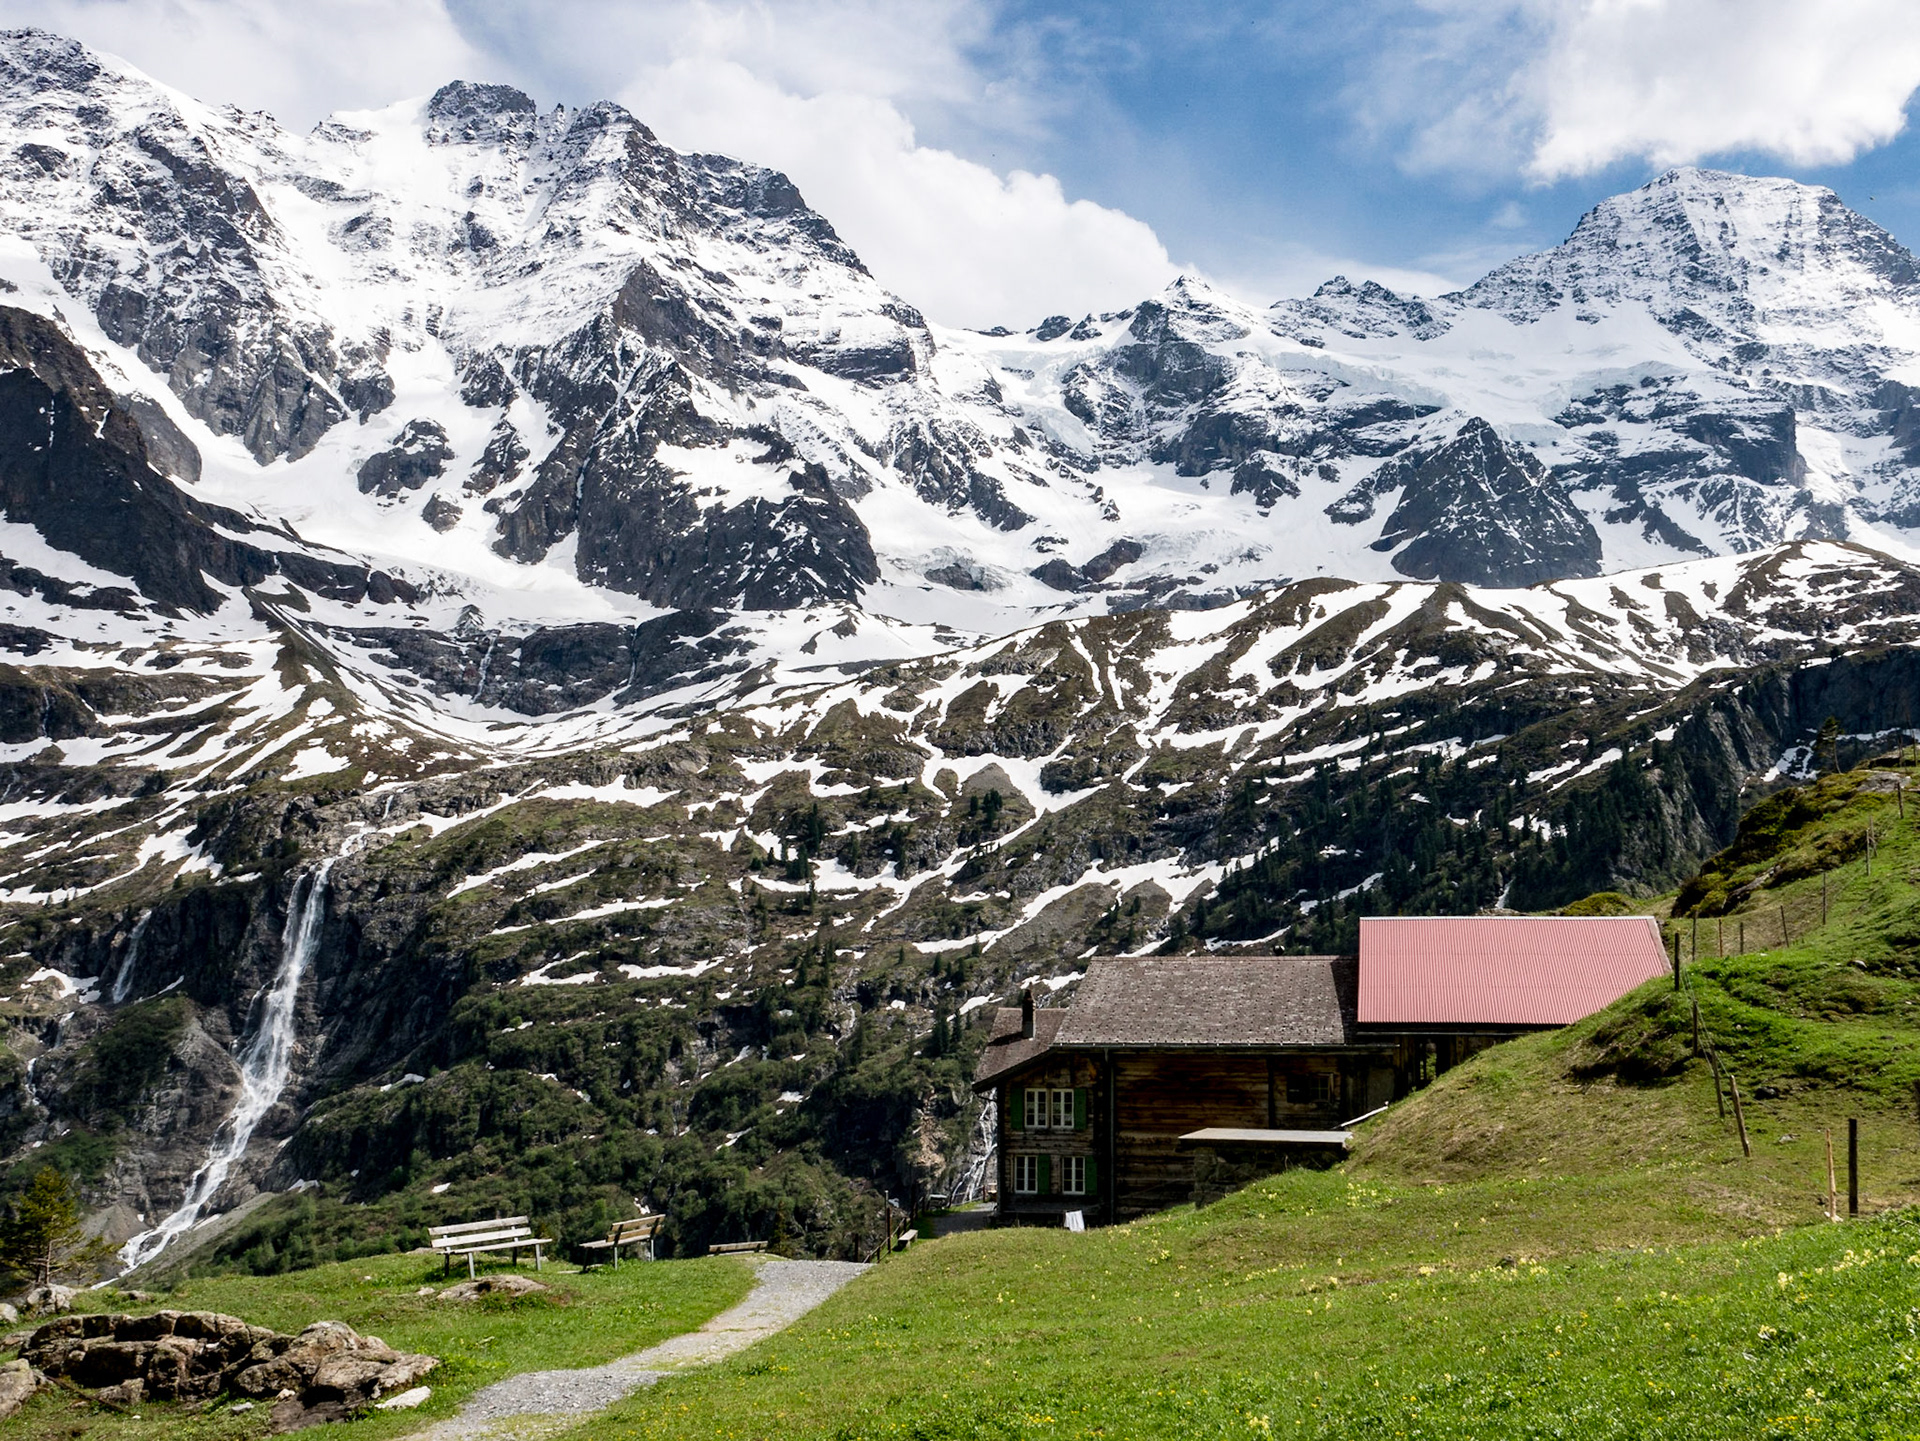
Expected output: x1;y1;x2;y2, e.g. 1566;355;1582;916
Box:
18;1284;75;1317
0;1359;41;1422
22;1311;437;1426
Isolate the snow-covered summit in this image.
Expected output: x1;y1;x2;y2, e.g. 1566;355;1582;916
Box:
1458;168;1920;341
7;32;1920;656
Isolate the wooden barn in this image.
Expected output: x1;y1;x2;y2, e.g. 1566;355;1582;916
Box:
972;915;1669;1225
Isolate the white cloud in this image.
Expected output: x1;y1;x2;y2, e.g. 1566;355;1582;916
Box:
6;0;483;128
1390;0;1920;181
1525;0;1920;178
459;0;1175;327
620;53;1174;329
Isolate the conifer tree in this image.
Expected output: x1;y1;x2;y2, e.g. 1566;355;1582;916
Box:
1;1166;108;1286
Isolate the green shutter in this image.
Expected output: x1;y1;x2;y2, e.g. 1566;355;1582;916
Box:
1085;1155;1098;1195
1008;1086;1023;1132
1074;1087;1088;1131
1039;1155;1052;1195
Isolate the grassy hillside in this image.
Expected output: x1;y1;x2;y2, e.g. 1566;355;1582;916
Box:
546;755;1920;1439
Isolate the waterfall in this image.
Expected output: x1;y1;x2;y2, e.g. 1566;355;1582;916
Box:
109;910;152;1005
954;1097;998;1204
118;861;333;1272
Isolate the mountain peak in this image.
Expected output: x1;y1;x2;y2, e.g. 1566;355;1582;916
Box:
425;80;540;146
427;80;538;119
1457;165;1919;328
0;26;104;94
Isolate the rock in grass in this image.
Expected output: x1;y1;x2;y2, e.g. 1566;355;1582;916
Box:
437;1274;549;1301
374;1385;431;1410
22;1310;437;1426
0;1358;42;1421
18;1284;75;1317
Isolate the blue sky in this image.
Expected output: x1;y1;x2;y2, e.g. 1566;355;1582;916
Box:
15;0;1920;326
947;2;1920;287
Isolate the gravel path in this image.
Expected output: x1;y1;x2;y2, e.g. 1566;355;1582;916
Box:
409;1259;867;1441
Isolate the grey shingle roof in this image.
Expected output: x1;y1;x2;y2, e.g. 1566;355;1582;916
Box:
1052;956;1356;1048
971;1005;1067;1088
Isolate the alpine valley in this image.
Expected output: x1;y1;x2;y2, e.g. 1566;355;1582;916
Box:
7;26;1920;1269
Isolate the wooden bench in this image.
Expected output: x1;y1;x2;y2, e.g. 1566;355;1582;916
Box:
429;1216;553;1279
579;1214;662;1269
892;1228;918;1251
706;1240;768;1255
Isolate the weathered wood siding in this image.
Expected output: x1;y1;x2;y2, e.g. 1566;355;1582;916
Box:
996;1052;1103;1222
996;1047;1400;1222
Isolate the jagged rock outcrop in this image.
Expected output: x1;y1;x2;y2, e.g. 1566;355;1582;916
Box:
25;1311;436;1426
1331;418;1604;586
0;305;414;613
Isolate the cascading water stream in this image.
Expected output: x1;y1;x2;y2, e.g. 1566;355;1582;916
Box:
118;861;333;1271
954;1097;997;1204
109;909;151;1005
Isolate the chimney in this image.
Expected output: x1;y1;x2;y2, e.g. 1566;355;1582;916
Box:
1020;988;1034;1039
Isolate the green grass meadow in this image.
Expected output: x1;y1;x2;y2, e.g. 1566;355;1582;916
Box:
566;1189;1920;1441
5;1252;752;1440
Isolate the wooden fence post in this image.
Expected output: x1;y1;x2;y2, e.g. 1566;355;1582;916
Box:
1729;1074;1752;1157
1780;904;1789;947
1690;994;1702;1054
1739;919;1745;954
1849;1117;1859;1217
1671;929;1681;989
1825;1129;1838;1222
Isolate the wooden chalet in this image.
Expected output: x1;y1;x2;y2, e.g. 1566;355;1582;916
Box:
973;916;1669;1224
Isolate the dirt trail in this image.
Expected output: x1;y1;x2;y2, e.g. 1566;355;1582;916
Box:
408;1258;867;1440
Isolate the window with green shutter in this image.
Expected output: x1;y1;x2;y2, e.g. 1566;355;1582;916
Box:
1074;1087;1087;1130
1008;1086;1024;1131
1039;1155;1052;1195
1085;1154;1098;1195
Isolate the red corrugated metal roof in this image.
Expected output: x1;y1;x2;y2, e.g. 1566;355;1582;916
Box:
1358;915;1668;1026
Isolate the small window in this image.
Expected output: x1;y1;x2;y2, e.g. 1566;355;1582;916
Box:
1014;1154;1040;1194
1062;1155;1086;1195
1025;1087;1076;1129
1286;1073;1337;1105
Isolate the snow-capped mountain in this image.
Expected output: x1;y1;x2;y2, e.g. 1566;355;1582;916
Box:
7;28;1920;640
15;28;1920;1268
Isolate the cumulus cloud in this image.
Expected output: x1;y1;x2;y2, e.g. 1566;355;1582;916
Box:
459;0;1175;328
1525;0;1920;178
1388;0;1920;181
7;0;483;127
617;54;1174;330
